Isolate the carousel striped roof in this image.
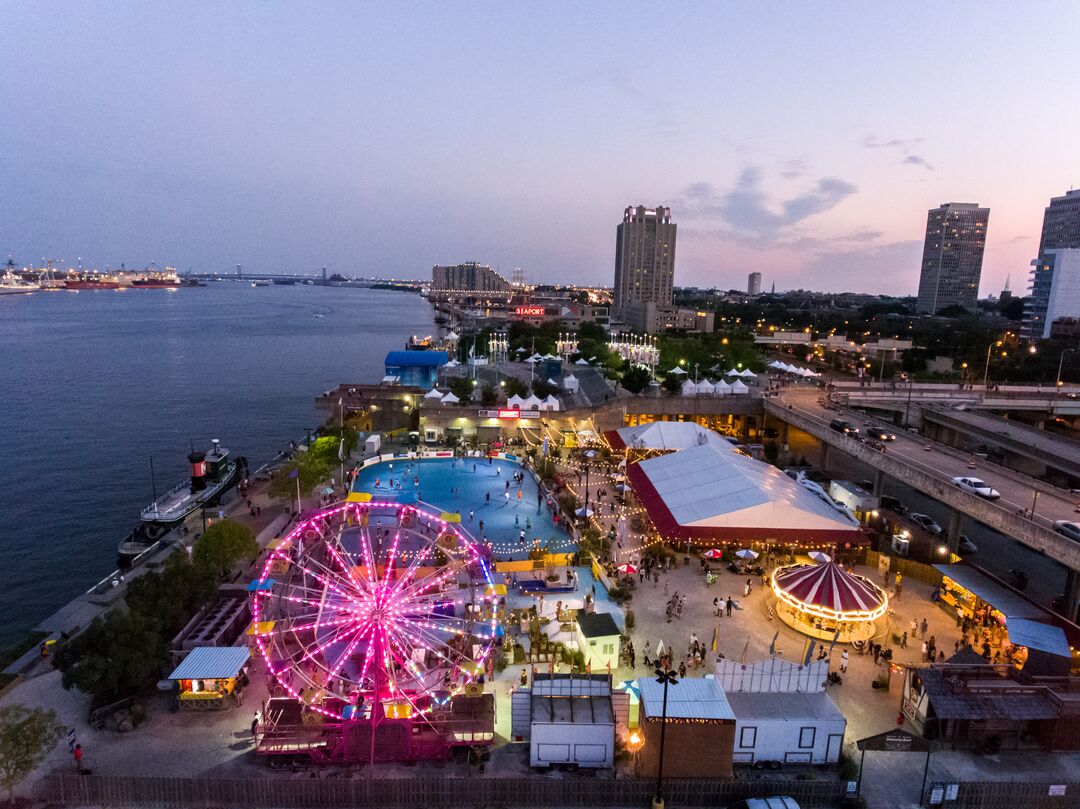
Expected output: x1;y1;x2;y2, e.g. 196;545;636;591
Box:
773;561;885;615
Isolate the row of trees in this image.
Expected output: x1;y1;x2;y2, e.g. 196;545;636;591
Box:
268;427;358;500
53;520;257;701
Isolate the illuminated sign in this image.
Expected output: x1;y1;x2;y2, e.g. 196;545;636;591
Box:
515;306;546;317
478;409;541;420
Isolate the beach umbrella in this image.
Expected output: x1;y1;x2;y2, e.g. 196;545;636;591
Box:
617;563;638;575
809;551;832;563
703;548;724;560
575;507;594;518
735;549;759;560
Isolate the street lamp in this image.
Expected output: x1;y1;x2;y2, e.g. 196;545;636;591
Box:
652;666;679;809
1058;347;1077;390
982;340;1003;389
582;449;598;515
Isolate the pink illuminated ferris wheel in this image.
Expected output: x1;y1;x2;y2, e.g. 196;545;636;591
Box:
251;500;501;721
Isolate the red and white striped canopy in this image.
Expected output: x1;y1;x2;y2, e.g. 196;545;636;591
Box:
773;561;886;618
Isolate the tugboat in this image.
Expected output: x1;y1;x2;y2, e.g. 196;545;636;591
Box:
139;440;245;528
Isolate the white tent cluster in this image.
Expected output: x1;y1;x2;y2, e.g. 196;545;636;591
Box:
681;377;750;397
767;360;819;378
506;393;562;411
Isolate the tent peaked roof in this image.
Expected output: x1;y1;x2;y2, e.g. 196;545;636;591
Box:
773;561;887;615
424;387;444;399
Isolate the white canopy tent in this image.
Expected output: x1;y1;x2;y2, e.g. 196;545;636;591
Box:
724;368;740;377
506;394;526;408
668;366;687;376
424;388;444;400
541;394;561;411
738;368;757;378
714;379;732;396
695;379;715;396
575;358;590;365
681;379;697;396
440;392;461;405
523;394;543;409
563;374;579;392
730;379;750;395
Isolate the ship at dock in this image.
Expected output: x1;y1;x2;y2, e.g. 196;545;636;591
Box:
131;268;181;288
64;273;121;290
139;440;244;527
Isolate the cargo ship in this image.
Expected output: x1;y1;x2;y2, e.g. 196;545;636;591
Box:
132;271;181;288
64;274;121;290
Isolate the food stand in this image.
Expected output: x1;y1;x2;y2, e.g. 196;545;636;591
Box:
168;646;250;710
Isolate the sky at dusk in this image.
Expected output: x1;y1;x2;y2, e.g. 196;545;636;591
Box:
3;3;1079;295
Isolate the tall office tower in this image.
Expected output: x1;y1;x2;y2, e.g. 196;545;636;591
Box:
914;203;990;315
1023;189;1080;338
614;205;676;312
747;272;762;296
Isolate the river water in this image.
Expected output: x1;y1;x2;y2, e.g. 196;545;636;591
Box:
0;282;434;648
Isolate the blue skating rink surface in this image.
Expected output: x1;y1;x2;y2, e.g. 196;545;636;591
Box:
351;457;574;560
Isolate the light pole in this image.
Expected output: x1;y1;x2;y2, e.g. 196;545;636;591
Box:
1058;347;1077;390
652;666;679;809
582;449;598;515
982;340;1003;389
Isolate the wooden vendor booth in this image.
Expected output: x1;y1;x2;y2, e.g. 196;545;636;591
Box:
168;646;250;710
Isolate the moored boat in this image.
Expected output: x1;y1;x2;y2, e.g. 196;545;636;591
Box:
140;440;246;527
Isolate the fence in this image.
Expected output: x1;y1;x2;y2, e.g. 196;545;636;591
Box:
45;773;847;808
865;549;944;587
924;780;1078;809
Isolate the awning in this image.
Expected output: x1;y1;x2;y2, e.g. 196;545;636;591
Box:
168;647;250;680
1005;618;1071;657
933;565;1044;620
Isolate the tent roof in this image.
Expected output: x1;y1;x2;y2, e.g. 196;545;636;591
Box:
424;388;444;399
441;392;460;403
773;561;887;614
1006;618;1071;657
169;647;250;680
506;394;526;407
626;443;862;542
606;422;728;452
730;380;749;393
523;394;543;407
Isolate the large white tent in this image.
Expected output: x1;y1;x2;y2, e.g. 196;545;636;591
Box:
605;422;731;452
625;442;861;543
424;387;444;400
730;379;750;395
668;366;687;376
440;391;460;405
506;394;526;408
738;368;757;378
681;379;697;396
714;379;732;396
695;379;715;396
541;394;561;411
523;394;543;409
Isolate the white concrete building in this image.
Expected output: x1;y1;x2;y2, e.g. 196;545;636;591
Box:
1025;248;1080;339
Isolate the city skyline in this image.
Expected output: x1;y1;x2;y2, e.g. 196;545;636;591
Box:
2;3;1079;294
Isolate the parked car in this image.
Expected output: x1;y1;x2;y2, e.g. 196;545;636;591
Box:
951;477;1001;499
910;513;943;535
829;418;859;435
957;535;978;555
724;798;800;809
1054;521;1080;542
866;426;897;441
880;495;907;515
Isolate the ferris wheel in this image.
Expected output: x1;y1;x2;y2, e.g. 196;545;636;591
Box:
251;500;501;721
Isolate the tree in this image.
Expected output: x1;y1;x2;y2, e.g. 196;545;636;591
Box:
662;374;683;394
448;376;474;400
531;378;559;398
268;458;325;500
503;377;528;398
620;365;652;394
479;384;498;405
193;519;257;579
54;610;169;700
0;705;62;801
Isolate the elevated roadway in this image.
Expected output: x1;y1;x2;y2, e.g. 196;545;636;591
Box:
765;387;1080;576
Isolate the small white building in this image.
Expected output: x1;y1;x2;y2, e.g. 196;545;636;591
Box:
510;673;616;769
717;657;845;765
575;612;621;671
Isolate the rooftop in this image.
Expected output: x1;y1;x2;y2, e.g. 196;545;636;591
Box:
168;646;250;680
531;694;614;725
638;675;735;721
724;690;844;722
384;350;448;367
577;612;620;639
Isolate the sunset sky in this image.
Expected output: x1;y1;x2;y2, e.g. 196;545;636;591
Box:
3;3;1079;294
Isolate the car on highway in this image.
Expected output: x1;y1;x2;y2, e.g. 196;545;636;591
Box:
880;495;907;515
829;418;859;436
958;535;978;555
951;477;1001;499
1054;521;1080;542
910;513;943;535
865;426;897;441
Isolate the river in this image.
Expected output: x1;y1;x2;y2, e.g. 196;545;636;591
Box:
0;282;434;648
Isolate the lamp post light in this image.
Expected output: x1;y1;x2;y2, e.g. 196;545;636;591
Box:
982;340;1003;389
627;729;644;776
1058;347;1076;390
652;666;679;809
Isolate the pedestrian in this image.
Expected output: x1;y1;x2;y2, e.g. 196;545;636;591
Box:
921;640;929;662
639;569;645;584
920;618;928;639
900;631;908;648
894;572;903;599
726;596;734;617
678;661;686;678
252;710;261;739
643;641;652;667
665;603;673;623
840;650;849;673
713;596;721;616
937;650;945;664
520;668;528;688
910;618;918;637
469;510;474;521
744;579;751;597
690;632;698;653
73;743;84;771
653;570;659;586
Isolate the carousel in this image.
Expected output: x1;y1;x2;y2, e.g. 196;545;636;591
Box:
770;556;888;643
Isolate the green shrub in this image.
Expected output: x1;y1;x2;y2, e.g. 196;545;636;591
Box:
513;644;525;664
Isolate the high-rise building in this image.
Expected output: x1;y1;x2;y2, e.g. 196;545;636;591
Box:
430;262;511;294
915;203;990;315
747;272;762;296
614;205;676;312
1023;190;1080;339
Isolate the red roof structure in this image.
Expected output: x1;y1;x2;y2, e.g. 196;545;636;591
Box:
772;561;887;620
